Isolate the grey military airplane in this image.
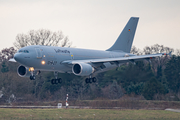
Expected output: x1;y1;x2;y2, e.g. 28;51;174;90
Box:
10;17;170;84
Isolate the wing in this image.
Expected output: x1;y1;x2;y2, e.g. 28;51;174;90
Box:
62;52;171;65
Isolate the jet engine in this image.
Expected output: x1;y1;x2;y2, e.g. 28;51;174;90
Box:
17;65;31;77
72;63;94;76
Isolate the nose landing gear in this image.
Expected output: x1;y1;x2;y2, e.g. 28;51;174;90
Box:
29;70;40;80
29;67;36;80
30;75;35;80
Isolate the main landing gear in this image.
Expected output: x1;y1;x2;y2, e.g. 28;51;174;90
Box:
51;78;62;84
51;71;62;85
85;77;97;84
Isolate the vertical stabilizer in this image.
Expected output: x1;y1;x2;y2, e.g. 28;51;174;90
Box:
106;17;139;53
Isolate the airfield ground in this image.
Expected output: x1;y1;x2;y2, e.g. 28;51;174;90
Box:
0;108;180;120
0;100;180;119
7;99;180;110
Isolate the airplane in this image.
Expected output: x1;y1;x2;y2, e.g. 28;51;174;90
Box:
9;17;171;84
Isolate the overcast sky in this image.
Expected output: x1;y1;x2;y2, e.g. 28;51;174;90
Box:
0;0;180;51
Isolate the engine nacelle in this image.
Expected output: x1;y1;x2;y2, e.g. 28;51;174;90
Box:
72;63;94;76
17;65;31;77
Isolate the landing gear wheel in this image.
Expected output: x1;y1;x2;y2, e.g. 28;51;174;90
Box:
51;78;62;85
85;78;89;83
85;77;97;84
30;75;35;80
51;79;58;84
89;78;92;83
92;77;97;83
85;78;92;83
51;79;55;84
55;79;59;84
58;78;62;83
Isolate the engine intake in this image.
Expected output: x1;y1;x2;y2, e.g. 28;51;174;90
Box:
17;65;31;77
72;63;94;76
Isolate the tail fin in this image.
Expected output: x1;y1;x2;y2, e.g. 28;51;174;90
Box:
106;17;139;53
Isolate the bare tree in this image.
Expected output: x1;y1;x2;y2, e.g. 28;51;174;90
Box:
131;44;174;74
142;44;174;73
143;44;174;55
14;29;72;49
174;49;180;56
130;46;143;55
0;47;17;62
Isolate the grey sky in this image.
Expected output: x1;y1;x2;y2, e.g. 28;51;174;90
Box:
0;0;180;51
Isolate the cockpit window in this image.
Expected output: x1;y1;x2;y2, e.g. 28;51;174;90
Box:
18;50;29;53
24;50;29;53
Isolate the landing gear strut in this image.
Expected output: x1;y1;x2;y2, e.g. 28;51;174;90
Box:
29;67;36;80
85;77;97;84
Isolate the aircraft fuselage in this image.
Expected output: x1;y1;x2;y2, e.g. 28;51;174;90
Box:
14;45;135;74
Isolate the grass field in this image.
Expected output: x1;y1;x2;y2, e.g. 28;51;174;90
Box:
12;99;180;109
0;108;180;120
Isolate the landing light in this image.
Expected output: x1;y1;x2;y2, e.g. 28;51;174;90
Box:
41;60;46;65
29;67;34;71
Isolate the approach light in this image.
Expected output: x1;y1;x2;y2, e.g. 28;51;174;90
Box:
41;60;46;65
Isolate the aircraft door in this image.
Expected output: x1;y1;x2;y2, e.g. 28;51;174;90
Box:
35;48;42;59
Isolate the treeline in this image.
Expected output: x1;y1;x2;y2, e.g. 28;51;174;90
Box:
0;44;180;104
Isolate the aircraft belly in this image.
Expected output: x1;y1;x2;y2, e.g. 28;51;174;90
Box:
34;63;71;73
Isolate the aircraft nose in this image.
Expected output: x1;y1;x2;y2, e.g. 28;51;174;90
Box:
14;53;22;63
